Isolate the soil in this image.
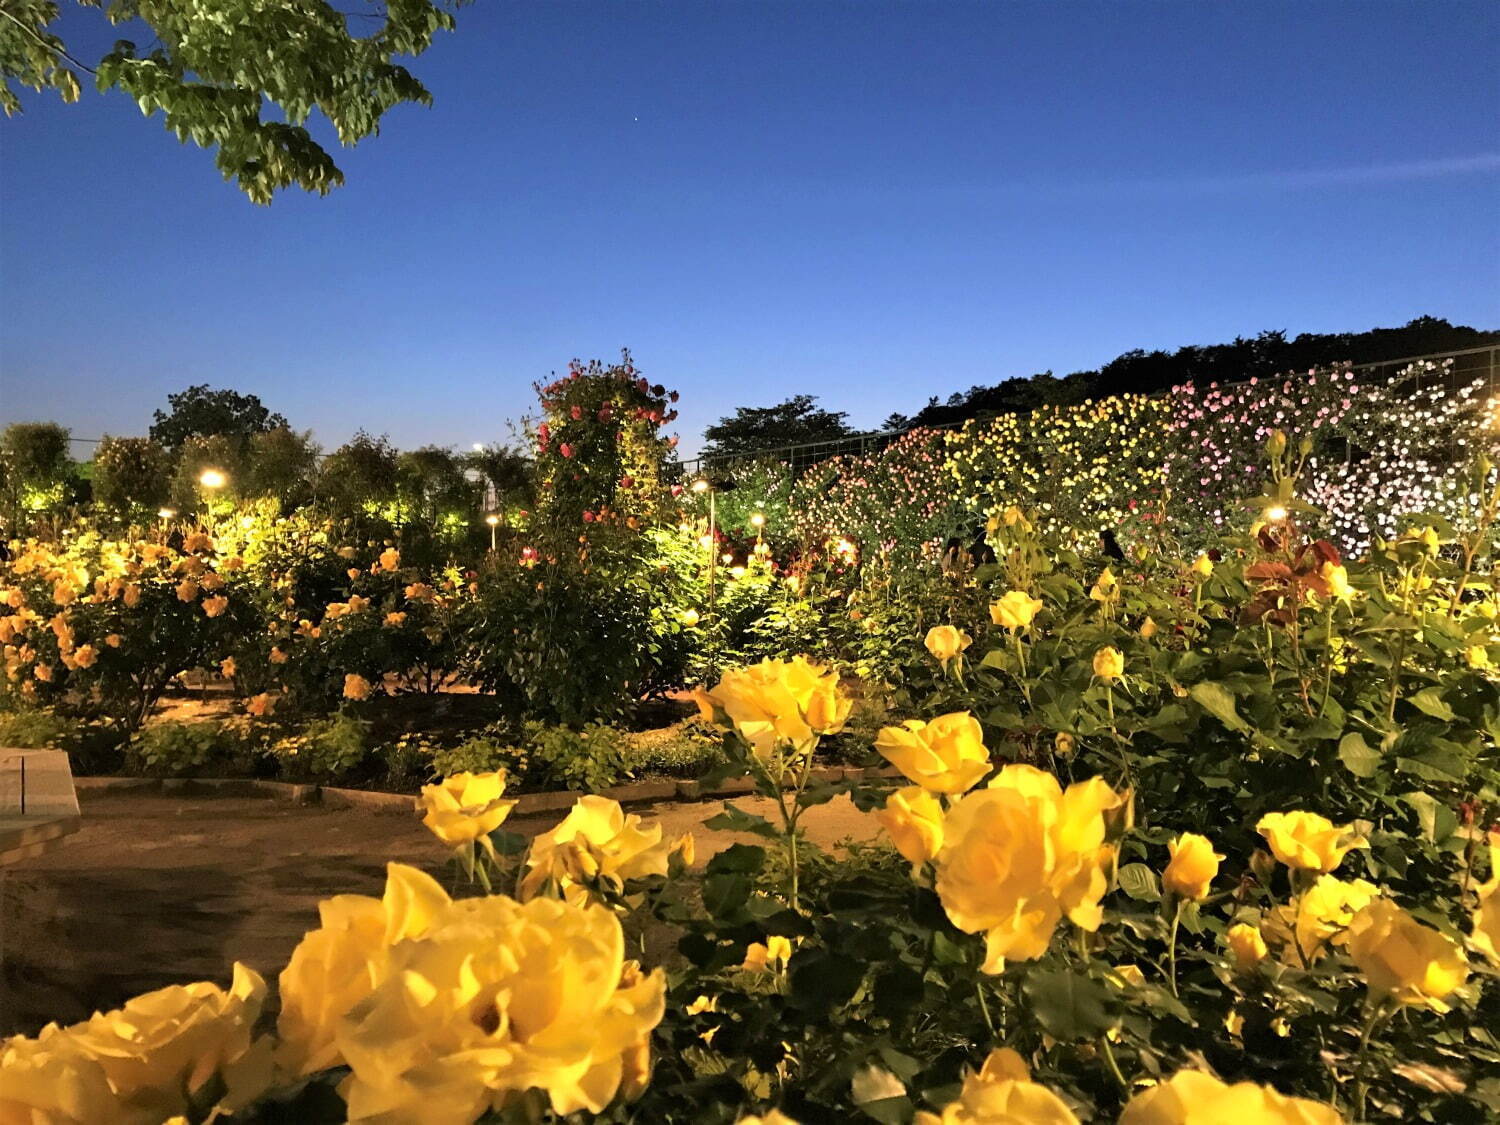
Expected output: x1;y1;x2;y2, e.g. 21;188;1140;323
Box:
0;788;878;1037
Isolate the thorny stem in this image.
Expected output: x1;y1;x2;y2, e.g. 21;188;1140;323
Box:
1166;899;1184;998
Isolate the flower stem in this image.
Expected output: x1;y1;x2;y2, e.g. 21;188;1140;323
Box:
1167;899;1183;998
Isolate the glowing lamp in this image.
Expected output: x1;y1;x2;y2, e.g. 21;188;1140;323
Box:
199;469;227;490
485;514;500;527
750;512;766;529
1264;505;1289;523
690;478;711;493
157;508;176;520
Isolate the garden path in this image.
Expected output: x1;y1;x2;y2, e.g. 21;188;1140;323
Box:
0;788;878;1036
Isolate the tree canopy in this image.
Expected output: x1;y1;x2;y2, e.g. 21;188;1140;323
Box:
701;395;854;459
150;385;288;451
0;0;462;203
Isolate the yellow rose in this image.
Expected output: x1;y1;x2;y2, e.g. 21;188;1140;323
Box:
1346;897;1468;1012
1120;1069;1343;1124
1092;645;1125;681
378;547;401;571
55;963;269;1117
1053;731;1075;756
1263;874;1377;963
1256;810;1366;873
269;646;289;664
693;656;851;761
1139;616;1158;639
384;611;407;627
521;795;672;906
123;583;141;608
989;590;1043;631
1089;567;1119;604
935;765;1121;972
1475;842;1500;965
737;1113;801;1125
0;1031;128;1125
875;786;945;868
418;771;517;858
201;595;229;618
741;935;794;972
1321;562;1353;601
175;579;199;602
1225;922;1268;971
1191;553;1213;579
875;712;990;794
277;864;462;1076
680;608;701;627
335;890;665;1119
914;1046;1079;1125
71;644;97;669
1162;833;1222;902
342;673;373;700
1465;644;1492;670
925;624;972;667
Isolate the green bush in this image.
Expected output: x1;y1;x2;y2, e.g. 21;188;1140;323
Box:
0;708;81;751
519;720;629;792
623;723;724;778
273;713;369;781
426;734;518;781
128;720;222;776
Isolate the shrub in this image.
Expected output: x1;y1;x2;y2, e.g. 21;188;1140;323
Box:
273;713;369;781
426;734;518;781
519;720;630;792
127;720;221;776
0;708;81;750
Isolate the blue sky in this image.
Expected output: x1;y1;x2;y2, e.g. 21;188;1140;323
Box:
2;1;1497;457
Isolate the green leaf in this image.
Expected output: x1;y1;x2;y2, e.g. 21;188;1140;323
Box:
1337;732;1381;778
705;843;766;875
701;873;753;917
703;802;780;839
1402;791;1458;844
1408;688;1456;722
1118;862;1162;902
1021;970;1121;1040
1188;681;1248;732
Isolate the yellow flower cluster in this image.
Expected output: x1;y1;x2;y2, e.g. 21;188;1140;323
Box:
278;863;664;1120
933;765;1122;973
520;794;683;907
693;655;852;762
0;964;270;1124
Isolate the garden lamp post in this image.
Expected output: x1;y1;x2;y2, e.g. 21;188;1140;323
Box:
485;513;500;552
197;469;226;531
692;476;737;676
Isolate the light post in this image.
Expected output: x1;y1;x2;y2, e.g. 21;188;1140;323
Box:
485;513;500;552
692;476;737;676
197;469;226;531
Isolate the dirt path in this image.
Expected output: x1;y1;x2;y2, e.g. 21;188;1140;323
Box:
1;789;879;1037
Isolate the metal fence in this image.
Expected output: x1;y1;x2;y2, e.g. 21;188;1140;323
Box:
677;344;1500;478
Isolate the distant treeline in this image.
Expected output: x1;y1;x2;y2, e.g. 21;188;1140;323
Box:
882;316;1499;430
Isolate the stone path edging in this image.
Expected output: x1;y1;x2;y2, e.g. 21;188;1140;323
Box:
74;766;896;817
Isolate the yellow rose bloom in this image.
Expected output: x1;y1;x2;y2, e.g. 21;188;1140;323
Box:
1191;553;1213;579
1225;922;1268;971
914;1046;1079;1125
1465;644;1492;670
1120;1069;1343;1124
737;1113;801;1125
935;765;1122;972
1092;645;1125;681
875;786;945;869
925;624;972;666
175;579;199;602
278;864;452;1076
1346;897;1468;1012
45;963;269;1118
0;1031;123;1125
990;590;1043;631
1321;562;1353;601
1162;833;1223;902
1256;811;1366;872
693;656;851;762
418;771;518;858
378;547;401;571
1474;843;1500;965
1263;874;1377;963
342;673;373;700
742;935;794;972
875;712;991;794
1139;616;1158;639
335;890;665;1120
1089;567;1119;603
201;595;229;618
521;795;672;906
